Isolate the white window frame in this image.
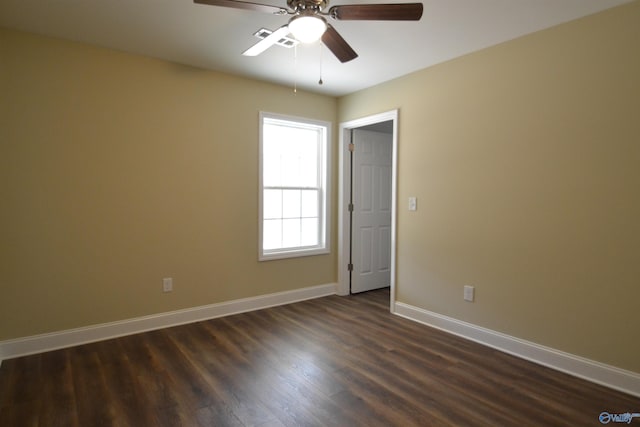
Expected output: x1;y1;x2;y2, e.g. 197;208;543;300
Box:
258;111;331;261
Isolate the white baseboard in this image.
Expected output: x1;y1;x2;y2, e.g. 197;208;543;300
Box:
393;301;640;398
0;283;336;363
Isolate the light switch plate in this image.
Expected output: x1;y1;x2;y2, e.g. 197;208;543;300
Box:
408;197;417;211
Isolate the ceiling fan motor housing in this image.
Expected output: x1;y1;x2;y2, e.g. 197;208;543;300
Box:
287;0;328;14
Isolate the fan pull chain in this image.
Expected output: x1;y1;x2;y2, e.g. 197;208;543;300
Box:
318;43;323;86
293;44;298;94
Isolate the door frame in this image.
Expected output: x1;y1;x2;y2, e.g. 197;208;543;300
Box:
337;109;398;311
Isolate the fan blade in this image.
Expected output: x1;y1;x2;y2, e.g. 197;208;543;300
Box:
322;24;358;63
194;0;288;15
329;3;423;21
243;25;291;56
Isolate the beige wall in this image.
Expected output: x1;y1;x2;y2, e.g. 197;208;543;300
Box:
0;28;337;340
339;2;640;373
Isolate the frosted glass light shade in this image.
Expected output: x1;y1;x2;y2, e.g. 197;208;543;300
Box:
288;15;327;43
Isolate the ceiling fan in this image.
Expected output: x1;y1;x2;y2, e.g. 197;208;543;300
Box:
194;0;424;63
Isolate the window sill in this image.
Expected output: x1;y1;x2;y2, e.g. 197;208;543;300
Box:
259;247;330;261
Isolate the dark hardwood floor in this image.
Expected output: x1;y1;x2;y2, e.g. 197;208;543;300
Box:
0;288;637;426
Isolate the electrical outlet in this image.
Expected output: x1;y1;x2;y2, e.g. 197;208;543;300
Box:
463;285;474;302
163;277;173;293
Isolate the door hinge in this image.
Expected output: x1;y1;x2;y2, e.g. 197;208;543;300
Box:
348;263;354;271
348;203;354;212
348;143;355;152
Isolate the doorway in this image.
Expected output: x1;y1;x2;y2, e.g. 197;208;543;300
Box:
338;110;398;309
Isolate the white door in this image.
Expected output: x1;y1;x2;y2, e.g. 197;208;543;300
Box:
351;129;392;293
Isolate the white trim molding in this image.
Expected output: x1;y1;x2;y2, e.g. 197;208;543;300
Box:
338;109;399;310
394;301;640;398
258;112;332;262
0;283;336;363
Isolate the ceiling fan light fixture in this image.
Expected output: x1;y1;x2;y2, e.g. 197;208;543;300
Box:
288;14;327;43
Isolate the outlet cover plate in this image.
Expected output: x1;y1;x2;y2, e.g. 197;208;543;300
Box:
464;285;474;302
163;277;173;292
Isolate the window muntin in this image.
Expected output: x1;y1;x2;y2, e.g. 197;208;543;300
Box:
259;113;330;260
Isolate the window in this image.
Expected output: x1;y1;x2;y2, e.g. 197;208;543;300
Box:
259;112;330;260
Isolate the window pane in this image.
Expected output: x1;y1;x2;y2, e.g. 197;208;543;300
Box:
282;142;317;188
263;139;283;187
282;189;301;219
280;139;301;187
264;122;319;188
263;189;282;220
301;190;318;218
263;219;282;250
296;133;319;187
301;218;319;246
282;219;301;248
264;125;286;187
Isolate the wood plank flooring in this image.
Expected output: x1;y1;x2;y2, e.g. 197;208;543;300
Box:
0;288;637;426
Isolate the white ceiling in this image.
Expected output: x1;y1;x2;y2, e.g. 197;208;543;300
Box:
0;0;632;96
